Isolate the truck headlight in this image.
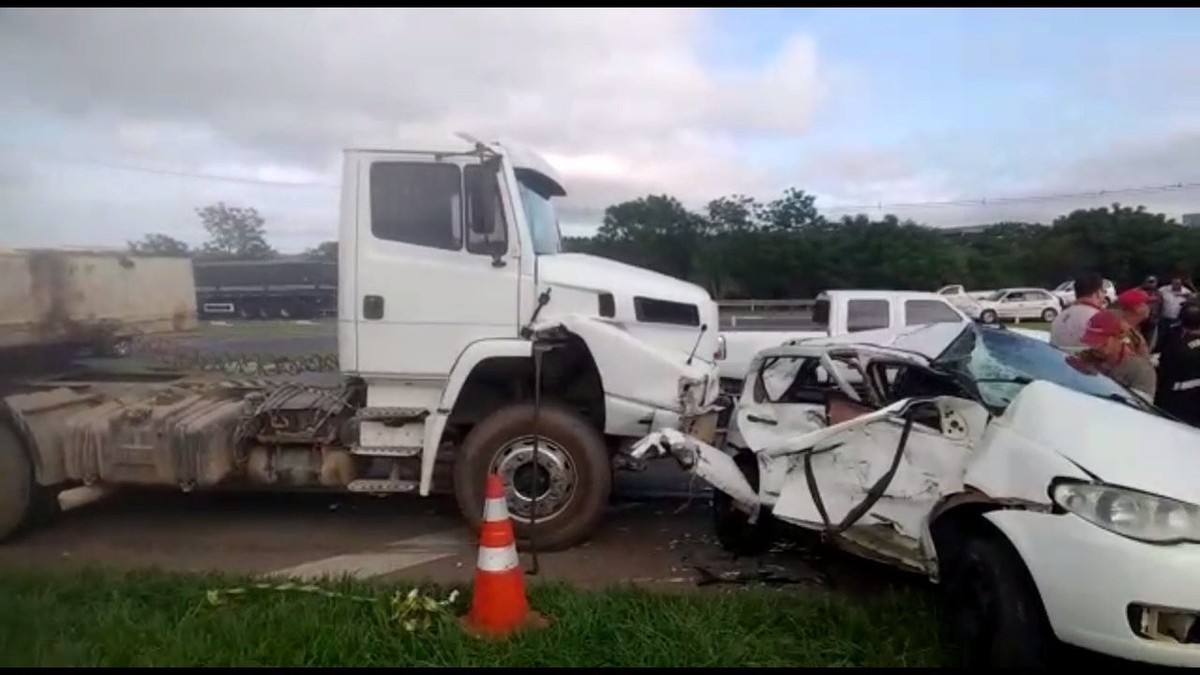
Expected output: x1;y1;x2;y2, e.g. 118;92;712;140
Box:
715;335;726;360
1051;479;1200;544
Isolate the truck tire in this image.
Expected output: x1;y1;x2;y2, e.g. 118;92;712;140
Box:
453;401;611;552
0;421;58;543
939;526;1055;667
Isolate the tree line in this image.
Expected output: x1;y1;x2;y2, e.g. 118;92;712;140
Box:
130;191;1200;298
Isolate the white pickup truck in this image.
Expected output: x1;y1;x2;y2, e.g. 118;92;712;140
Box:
718;290;972;389
718;289;1051;391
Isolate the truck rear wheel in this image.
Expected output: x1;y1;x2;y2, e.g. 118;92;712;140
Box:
453;401;611;552
0;421;58;543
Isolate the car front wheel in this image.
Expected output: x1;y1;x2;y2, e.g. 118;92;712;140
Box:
1041;307;1058;322
940;527;1056;667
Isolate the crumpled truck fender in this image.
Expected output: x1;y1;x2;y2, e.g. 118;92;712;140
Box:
552;315;715;436
417;338;535;495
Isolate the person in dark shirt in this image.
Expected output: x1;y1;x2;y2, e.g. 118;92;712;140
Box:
1155;301;1200;427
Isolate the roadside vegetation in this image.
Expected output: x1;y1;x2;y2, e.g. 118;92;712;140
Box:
0;567;952;667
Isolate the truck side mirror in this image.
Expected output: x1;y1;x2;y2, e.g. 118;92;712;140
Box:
470;160;501;236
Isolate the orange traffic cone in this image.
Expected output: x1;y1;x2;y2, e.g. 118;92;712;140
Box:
460;473;548;638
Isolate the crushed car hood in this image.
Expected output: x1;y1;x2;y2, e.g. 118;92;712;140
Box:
1001;380;1200;505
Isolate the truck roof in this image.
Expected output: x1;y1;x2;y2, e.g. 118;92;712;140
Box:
344;133;566;197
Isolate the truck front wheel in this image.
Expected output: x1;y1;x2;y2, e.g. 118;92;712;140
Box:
0;421;58;543
453;401;611;552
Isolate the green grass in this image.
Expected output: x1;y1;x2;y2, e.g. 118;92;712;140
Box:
0;567;953;667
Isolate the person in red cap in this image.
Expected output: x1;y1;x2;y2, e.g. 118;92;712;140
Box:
1111;287;1153;358
1075;308;1157;399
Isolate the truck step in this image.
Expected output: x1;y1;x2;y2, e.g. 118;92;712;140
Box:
346;479;418;493
355;407;429;423
350;446;422;458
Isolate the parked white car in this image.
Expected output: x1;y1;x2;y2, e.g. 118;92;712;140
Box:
634;321;1200;667
1052;278;1117;307
976;287;1061;324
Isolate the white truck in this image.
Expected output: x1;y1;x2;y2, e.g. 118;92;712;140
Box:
718;290;973;391
0;134;723;551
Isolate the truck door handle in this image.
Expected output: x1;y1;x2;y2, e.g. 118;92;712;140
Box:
363;295;384;320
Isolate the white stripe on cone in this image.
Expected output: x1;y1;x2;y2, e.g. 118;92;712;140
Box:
477;542;520;572
483;496;509;522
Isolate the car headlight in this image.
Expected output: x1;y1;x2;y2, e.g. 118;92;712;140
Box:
1050;479;1200;544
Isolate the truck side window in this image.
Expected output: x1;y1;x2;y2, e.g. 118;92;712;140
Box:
369;161;463;251
904;299;962;325
464;164;508;257
846;299;889;332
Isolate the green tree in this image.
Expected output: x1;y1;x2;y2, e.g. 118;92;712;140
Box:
195;202;276;261
127;233;191;257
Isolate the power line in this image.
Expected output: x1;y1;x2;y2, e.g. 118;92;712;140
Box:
4;141;1198;213
0;142;339;189
819;181;1200;214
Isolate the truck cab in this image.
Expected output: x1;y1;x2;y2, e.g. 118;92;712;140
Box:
336;134;722;547
0;133;723;552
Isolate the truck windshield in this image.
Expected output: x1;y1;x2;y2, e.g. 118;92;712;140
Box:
518;178;562;255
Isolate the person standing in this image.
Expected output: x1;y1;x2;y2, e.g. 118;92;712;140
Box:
1155;301;1200;427
1076;309;1158;400
1139;275;1162;349
1156;272;1194;350
1049;272;1106;353
1111;288;1154;358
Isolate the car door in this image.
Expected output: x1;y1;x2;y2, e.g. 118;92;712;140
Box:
767;360;989;571
996;291;1025;319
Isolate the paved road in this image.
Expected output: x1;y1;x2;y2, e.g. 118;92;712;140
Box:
0;486;908;597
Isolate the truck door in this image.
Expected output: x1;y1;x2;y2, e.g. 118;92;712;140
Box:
352;151;520;378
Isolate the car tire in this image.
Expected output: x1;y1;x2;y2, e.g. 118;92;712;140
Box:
453;401;612;552
0;420;58;543
979;309;998;324
1040;308;1058;322
712;448;775;555
940;526;1056;667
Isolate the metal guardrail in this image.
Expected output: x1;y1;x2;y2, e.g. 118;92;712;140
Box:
717;299;816;313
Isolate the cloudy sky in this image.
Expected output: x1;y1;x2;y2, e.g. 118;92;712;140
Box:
1;8;1198;252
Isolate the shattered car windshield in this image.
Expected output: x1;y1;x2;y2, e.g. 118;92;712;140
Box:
936;326;1154;412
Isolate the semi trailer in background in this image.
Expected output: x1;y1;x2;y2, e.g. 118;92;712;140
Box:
193;258;337;320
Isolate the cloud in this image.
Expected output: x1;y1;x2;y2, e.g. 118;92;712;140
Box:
2;8;1196;250
0;8;841;248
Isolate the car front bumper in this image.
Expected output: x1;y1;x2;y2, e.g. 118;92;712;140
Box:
986;509;1200;666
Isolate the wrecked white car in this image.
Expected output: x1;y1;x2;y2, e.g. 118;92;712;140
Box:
634;321;1200;668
